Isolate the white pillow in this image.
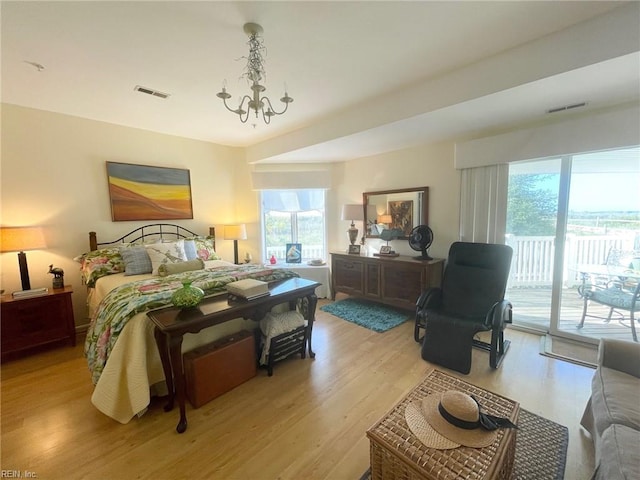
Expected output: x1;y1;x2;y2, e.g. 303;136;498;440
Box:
145;240;187;275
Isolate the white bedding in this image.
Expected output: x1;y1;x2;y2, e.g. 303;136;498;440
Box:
88;260;264;424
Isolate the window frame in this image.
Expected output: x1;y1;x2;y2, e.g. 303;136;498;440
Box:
260;189;327;263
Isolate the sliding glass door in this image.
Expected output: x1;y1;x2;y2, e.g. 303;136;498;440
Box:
555;149;640;343
506;147;640;344
505;158;561;331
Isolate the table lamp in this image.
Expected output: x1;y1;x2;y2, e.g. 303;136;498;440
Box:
0;226;47;291
224;224;247;265
378;214;392;227
341;204;364;246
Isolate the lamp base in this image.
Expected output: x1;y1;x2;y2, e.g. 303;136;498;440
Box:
348;224;358;246
18;251;32;291
233;240;240;265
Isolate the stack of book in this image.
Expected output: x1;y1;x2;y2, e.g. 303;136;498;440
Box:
12;287;49;298
226;279;270;301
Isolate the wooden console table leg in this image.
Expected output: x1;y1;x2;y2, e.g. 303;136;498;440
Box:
154;328;174;412
306;293;318;358
168;335;188;433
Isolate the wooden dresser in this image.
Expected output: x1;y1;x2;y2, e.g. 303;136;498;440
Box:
1;286;75;361
331;252;444;311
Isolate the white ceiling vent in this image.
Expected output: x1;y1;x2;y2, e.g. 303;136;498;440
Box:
134;85;170;99
546;102;587;114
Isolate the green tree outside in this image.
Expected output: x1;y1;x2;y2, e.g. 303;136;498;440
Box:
506;174;558;236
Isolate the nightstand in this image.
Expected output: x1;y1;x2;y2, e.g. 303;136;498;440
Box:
1;286;75;361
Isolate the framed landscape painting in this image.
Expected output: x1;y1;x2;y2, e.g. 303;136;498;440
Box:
106;162;193;221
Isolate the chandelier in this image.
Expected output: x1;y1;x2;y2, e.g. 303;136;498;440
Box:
217;23;293;124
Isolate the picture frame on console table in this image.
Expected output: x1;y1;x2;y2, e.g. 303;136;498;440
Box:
348;244;361;255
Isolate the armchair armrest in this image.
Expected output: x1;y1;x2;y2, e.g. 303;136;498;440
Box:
416;288;442;311
487;300;512;329
598;338;640;379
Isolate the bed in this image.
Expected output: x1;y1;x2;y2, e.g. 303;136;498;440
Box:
81;224;300;424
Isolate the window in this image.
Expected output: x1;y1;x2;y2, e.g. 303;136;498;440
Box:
260;189;326;263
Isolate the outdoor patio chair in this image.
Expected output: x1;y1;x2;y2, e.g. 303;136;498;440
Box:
415;241;513;374
577;248;640;342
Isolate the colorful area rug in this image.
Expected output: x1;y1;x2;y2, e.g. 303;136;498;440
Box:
360;408;568;480
320;298;411;332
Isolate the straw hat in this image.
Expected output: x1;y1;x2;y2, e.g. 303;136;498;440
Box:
405;390;498;449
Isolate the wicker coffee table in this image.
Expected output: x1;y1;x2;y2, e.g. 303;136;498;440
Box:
366;369;520;480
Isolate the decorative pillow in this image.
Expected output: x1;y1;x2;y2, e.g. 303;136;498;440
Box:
80;247;125;287
119;245;153;276
145;240;187;275
183;239;197;260
191;236;221;261
157;258;205;277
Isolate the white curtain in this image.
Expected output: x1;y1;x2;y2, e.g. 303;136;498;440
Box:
459;164;509;244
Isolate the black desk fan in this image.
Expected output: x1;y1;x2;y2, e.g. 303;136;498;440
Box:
409;225;433;260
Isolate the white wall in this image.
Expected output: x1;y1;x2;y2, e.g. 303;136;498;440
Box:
1;104;245;325
455;103;640;168
329;142;460;261
0;104;463;327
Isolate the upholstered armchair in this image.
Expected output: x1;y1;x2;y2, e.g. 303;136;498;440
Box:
415;242;513;374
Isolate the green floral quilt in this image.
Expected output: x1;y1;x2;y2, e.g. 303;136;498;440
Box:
84;265;299;385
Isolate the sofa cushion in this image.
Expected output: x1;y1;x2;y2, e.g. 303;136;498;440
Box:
591;366;640;436
595;424;640;480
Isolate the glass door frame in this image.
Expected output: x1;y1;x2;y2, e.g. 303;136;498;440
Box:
546;156;599;344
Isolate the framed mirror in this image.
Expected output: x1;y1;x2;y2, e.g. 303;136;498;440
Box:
363;187;429;239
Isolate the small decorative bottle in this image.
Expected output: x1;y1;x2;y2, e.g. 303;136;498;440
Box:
171;280;205;309
269;254;277;265
244;252;252;264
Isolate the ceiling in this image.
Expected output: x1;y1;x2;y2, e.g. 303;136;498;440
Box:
2;1;639;164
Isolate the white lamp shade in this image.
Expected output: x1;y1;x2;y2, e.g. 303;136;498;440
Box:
0;226;47;252
341;204;363;221
223;224;247;240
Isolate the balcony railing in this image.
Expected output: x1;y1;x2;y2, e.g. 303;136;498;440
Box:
506;233;639;288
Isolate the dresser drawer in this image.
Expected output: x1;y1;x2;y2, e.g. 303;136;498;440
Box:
1;287;75;360
333;257;364;294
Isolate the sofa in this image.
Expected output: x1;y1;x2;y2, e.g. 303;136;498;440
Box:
581;338;640;479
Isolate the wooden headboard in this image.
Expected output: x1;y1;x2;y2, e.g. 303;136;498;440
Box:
89;224;216;251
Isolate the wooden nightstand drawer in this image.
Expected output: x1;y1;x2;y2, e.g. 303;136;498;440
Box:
1;286;75;361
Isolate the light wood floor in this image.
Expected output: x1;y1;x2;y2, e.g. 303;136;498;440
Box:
1;299;596;480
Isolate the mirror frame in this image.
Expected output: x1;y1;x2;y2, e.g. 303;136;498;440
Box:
363;187;429;240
